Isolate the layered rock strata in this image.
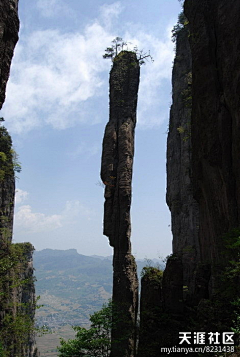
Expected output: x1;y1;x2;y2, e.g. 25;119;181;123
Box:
101;51;139;357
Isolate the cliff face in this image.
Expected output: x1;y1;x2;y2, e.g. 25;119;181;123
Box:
166;24;200;301
159;0;240;348
0;0;19;109
184;0;240;269
0;1;38;355
138;268;163;357
167;0;240;304
0;243;38;357
0;127;15;245
0;0;19;248
139;1;240;353
101;51;139;357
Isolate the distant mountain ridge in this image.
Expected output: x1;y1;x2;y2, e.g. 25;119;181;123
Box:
34;249;163;355
34;248;163;328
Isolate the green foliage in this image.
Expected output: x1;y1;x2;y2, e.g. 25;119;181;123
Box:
0;241;36;357
181;71;192;109
58;300;112;357
172;12;189;42
186;228;240;347
141;266;163;283
220;228;240;299
103;37;153;65
103;37;127;60
220;228;240;335
163;253;179;263
1;312;34;354
177;121;191;141
0;125;21;182
11;149;21;174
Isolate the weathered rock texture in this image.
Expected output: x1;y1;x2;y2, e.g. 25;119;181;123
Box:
184;0;240;272
0;0;19;246
138;268;163;357
0;0;19;109
139;0;240;353
166;23;200;302
0;1;38;355
101;51;139;357
158;0;240;351
0;243;38;357
167;0;240;305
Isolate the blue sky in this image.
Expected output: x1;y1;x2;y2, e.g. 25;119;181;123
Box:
2;0;182;259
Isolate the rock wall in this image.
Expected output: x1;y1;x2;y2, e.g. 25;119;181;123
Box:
101;51;139;357
0;243;38;357
184;0;240;270
0;0;19;109
166;0;240;308
0;1;38;355
166;23;200;301
156;0;240;351
138;268;163;357
138;1;240;353
0;126;15;246
0;0;19;247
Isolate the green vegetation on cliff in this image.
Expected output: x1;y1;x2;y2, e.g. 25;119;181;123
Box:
0;125;21;182
58;300;112;357
0;242;37;357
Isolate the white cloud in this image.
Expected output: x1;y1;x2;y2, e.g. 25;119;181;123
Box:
15;188;29;204
36;0;73;18
3;2;175;133
14;200;94;234
3;9;116;134
14;205;62;233
100;2;124;29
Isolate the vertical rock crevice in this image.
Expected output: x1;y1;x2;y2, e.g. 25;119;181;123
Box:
101;51;139;357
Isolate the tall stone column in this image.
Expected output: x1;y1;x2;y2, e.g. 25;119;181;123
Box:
101;51;139;357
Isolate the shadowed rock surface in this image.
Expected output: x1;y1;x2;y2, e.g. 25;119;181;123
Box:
138;1;240;354
138;268;163;357
101;51;139;357
166;23;200;302
0;0;19;109
166;0;240;314
185;0;240;271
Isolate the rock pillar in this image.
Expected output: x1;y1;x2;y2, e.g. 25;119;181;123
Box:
101;51;139;357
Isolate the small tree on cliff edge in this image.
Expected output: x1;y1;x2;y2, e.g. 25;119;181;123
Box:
57;300;112;357
103;37;154;65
